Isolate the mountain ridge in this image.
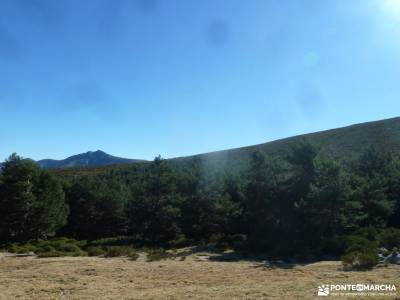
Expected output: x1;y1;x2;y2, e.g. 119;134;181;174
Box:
40;116;400;173
37;150;146;169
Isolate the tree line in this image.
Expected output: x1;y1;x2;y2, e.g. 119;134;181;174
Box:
1;143;400;261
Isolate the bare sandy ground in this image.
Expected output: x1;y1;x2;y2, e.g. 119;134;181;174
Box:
0;253;399;299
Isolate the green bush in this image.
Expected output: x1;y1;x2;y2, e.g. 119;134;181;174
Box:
379;228;400;250
37;251;63;258
89;236;135;247
87;246;105;257
353;227;380;241
7;237;88;257
128;252;139;261
56;243;81;253
9;242;37;254
342;251;378;270
104;246;136;257
67;250;87;257
228;234;248;252
344;236;378;253
147;248;172;262
168;235;189;248
215;241;230;252
7;244;20;253
36;244;56;253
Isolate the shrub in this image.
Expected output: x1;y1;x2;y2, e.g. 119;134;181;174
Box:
342;251;378;270
128;252;139;261
6;238;88;257
89;236;135;247
87;246;105;257
353;227;380;241
56;243;81;253
344;236;378;253
36;244;56;253
379;228;400;250
67;249;87;257
215;242;230;252
7;244;21;253
8;242;36;254
340;235;379;271
37;251;63;258
147;248;172;262
229;234;248;252
168;235;189;248
104;246;136;257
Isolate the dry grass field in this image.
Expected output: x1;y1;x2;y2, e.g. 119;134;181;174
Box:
0;253;399;300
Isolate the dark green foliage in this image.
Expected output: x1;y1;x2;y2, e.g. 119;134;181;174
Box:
104;246;137;258
126;157;182;245
86;246;105;256
379;228;400;250
2;125;400;263
343;236;378;253
59;176;129;240
0;154;67;243
343;147;396;230
8;238;87;257
341;235;379;270
129;252;140;261
88;236;136;247
341;251;379;271
245;151;288;251
37;252;63;258
147;248;173;261
294;158;348;253
7;244;31;254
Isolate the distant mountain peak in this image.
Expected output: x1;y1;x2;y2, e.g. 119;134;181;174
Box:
37;150;146;169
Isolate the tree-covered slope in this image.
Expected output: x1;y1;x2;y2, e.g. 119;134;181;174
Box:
52;117;400;177
178;116;400;170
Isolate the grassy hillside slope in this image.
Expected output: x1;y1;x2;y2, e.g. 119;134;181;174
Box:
53;117;400;177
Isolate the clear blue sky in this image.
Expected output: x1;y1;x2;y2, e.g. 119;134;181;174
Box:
1;0;400;161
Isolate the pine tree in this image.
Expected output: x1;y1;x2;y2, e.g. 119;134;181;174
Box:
0;154;67;242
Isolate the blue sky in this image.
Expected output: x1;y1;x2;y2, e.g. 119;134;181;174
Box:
1;0;400;161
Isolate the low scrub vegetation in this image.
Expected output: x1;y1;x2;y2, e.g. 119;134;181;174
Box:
7;238;87;257
6;239;141;259
342;251;379;271
86;246;105;257
147;248;174;262
103;246;137;258
339;228;400;270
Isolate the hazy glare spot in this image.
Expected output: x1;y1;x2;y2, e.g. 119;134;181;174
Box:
297;85;324;115
11;0;65;30
67;82;109;109
0;85;24;112
57;81;118;120
327;26;338;35
134;0;159;13
264;26;292;59
303;51;320;68
98;0;126;41
205;19;230;47
0;25;22;60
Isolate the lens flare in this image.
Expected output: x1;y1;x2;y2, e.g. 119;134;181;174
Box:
381;0;400;18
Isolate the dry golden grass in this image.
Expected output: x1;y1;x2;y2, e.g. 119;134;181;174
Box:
0;253;399;299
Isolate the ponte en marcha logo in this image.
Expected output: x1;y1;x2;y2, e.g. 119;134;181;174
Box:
317;283;397;297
